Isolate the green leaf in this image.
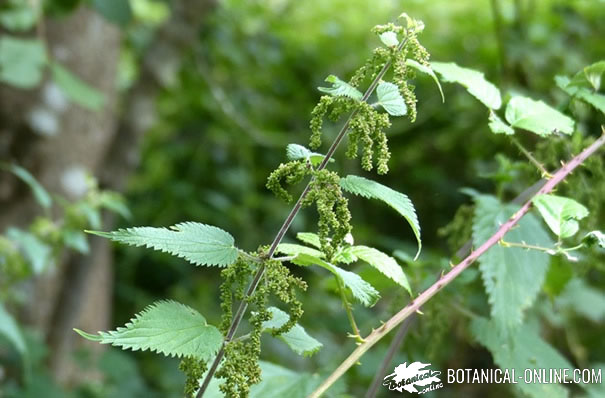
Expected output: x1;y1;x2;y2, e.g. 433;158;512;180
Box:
471;317;573;398
582;231;605;248
568;61;605;91
406;59;444;102
488;110;514;135
473;195;552;331
49;62;105;111
62;229;89;254
0;302;27;357
4;164;52;209
430;62;501;109
285;144;332;166
201;361;332;398
532;194;588;239
555;279;605;323
505;96;575;136
276;243;323;258
344;245;411;294
556;75;605;114
74;300;223;361
376;81;407;116
6;227;52;274
87;222;238;267
379;31;399;47
0;36;46;88
296;232;321;249
292;253;379;307
340;175;421;260
0;3;37;31
317;74;363;100
262;307;322;356
91;0;132;26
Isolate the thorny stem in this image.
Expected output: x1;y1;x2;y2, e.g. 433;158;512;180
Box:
511;136;552;178
308;131;605;398
196;37;410;398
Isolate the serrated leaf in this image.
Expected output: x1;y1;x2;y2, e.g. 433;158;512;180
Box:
471;317;573;398
0;36;46;88
555;279;605;322
262;307;322;356
379;31;399;47
582;231;605;248
473;195;552;331
376;81;407;116
6;227;52;274
488;110;514;135
344;245;411;294
292;253;379;307
87;222;238;266
296;232;321;249
406;59;444;102
49;62;105;111
285;144;332;166
0;303;27;357
431;62;501;109
317;74;363;100
532;194;588;239
340;175;421;260
505;96;574;136
74;300;223;361
276;243;323;258
4;164;52;209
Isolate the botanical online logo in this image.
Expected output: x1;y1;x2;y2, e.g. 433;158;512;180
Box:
383;361;444;394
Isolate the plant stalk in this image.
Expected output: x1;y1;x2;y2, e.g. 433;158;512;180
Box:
308;131;605;398
196;37;409;398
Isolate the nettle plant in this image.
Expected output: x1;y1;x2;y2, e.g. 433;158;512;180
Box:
75;14;605;398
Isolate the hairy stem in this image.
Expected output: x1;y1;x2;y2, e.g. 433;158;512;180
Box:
309;131;605;398
511;136;552;177
196;37;410;398
336;276;363;342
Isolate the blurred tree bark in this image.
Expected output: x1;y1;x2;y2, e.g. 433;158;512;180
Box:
0;0;216;386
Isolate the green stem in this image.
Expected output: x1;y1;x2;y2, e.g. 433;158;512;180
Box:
335;276;363;343
511;137;552;178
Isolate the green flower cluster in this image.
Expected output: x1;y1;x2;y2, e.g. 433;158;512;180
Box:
266;160;311;203
180;356;208;397
215;255;307;397
347;101;392;174
303;170;352;259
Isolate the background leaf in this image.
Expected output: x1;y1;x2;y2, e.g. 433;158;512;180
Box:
406;59;444;102
88;222;239;266
431;61;501;109
91;0;132;26
473;195;552;331
4;164;52;209
472;317;573;398
0;303;27;357
340;175;421;259
0;36;46;88
505;96;574;136
74;300;223;361
50;62;105;111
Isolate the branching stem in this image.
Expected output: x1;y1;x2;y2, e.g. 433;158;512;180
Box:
308;131;605;398
511;136;552;178
196;37;410;398
336;276;364;343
